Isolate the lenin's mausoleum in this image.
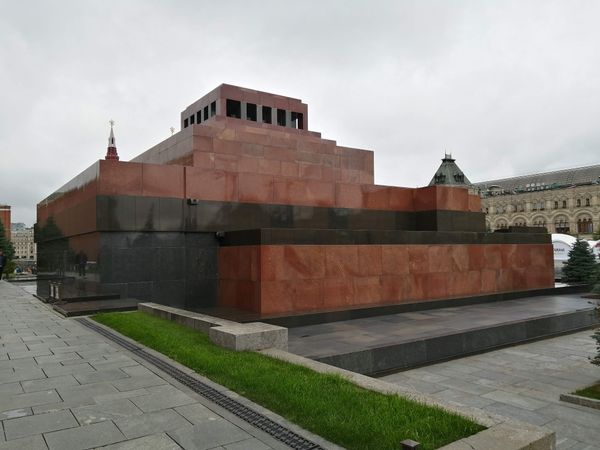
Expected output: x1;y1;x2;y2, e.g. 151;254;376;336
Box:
36;84;554;315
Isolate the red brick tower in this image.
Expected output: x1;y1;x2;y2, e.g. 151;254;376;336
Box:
105;120;119;161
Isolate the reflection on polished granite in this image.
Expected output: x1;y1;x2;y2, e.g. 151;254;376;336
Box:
287;294;600;360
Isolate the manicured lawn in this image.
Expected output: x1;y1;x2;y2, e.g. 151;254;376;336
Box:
573;383;600;401
93;312;485;450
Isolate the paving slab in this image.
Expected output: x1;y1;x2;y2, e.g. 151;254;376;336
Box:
43;419;125;450
0;281;328;450
3;409;78;440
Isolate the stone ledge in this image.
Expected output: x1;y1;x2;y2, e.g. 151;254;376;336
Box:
209;323;287;351
560;392;600;410
138;302;236;333
260;348;555;450
138;303;288;351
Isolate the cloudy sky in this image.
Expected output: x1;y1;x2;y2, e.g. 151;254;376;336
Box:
1;1;599;226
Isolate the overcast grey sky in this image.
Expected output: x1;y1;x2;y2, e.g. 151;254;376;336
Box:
1;1;599;226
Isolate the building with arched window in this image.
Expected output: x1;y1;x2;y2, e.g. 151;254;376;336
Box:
475;164;600;238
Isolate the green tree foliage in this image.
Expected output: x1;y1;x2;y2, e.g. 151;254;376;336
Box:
562;239;598;284
592;306;600;367
0;220;15;275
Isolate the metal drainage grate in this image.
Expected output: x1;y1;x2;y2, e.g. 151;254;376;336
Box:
75;318;324;450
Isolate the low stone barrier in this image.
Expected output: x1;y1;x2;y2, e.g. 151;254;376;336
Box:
138;303;287;351
560;392;600;410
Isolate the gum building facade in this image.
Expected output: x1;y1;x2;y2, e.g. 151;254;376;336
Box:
36;84;554;314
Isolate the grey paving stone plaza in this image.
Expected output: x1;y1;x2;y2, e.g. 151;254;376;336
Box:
383;331;600;450
0;281;331;450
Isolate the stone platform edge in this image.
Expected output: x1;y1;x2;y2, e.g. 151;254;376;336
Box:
137;302;554;450
560;392;600;410
261;348;555;450
138;302;287;351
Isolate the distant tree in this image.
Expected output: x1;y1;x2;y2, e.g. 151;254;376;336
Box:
562;239;598;284
0;221;15;275
592;306;600;367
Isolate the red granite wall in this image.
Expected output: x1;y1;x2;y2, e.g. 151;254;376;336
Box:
218;243;555;314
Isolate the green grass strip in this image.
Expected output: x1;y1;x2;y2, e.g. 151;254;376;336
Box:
93;311;484;450
573;383;600;401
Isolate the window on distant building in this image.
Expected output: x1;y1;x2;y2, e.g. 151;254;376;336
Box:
554;201;558;209
246;103;257;121
577;217;593;234
562;200;567;208
196;111;202;124
555;217;570;234
184;118;189;128
577;198;581;207
262;106;272;124
210;101;216;117
586;198;591;207
190;115;195;124
204;106;209;121
226;99;242;119
277;109;286;126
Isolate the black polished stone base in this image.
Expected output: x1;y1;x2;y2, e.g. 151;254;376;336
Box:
314;306;600;376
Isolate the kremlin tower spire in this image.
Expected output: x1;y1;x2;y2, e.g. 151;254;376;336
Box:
105;120;119;161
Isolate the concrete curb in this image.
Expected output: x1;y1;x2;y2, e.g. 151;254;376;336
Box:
560;392;600;410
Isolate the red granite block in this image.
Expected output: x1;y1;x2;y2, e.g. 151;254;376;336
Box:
428;246;453;273
354;276;382;305
239;142;264;157
502;244;530;269
321;166;335;182
192;135;214;153
530;245;551;267
512;268;527;288
325;246;359;277
481;269;498;293
297;151;323;164
358;245;383;276
359;171;375;185
98;160;143;196
339;169;361;184
235;130;271;145
289;279;324;311
214;154;238;171
281;161;299;178
260;281;293;314
413;186;437;211
282;245;325;280
436;186;469;211
237;155;259;173
497;269;514;291
260;246;285;281
264;146;296;162
185;167;238;202
483;244;503;270
426;272;449;299
408;273;427;300
448;271;481;297
450;246;470;272
299;163;322;180
526;266;554;289
335;184;363;209
468;194;481;212
468;245;485;270
218;279;237;308
408;245;429;274
273;179;335;207
362;185;390;210
238;173;274;203
323;277;355;307
258;158;281;176
388;187;414;211
213;138;244;156
381;246;409;275
381;275;409;302
193;151;215;169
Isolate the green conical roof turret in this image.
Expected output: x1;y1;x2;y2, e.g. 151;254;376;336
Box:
428;153;472;187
